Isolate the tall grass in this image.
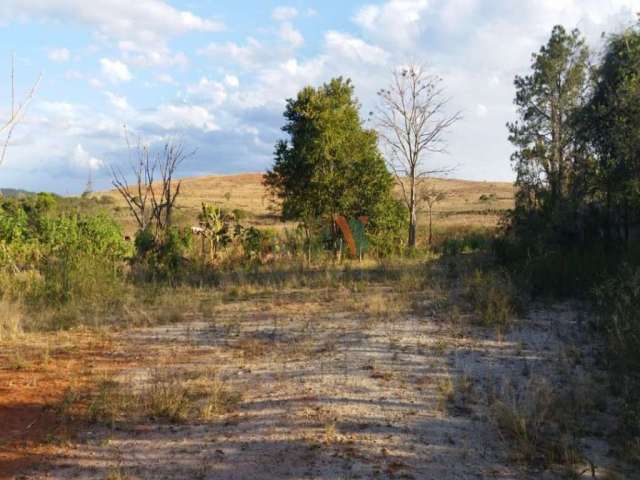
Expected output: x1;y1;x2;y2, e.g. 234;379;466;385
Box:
0;299;23;341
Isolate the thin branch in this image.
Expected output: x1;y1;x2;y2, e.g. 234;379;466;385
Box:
0;57;42;167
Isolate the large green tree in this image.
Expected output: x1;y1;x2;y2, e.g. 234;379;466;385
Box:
508;26;590;226
581;23;640;243
264;78;396;241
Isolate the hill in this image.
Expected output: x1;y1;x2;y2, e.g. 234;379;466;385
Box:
97;172;515;236
0;188;36;198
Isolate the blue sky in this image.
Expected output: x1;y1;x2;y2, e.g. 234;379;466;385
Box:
0;0;638;193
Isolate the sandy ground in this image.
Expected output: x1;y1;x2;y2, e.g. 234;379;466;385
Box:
5;291;634;479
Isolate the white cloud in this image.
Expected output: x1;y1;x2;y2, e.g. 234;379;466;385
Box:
118;41;188;68
279;22;304;47
89;77;104;89
325;31;389;65
48;47;70;62
1;0;223;68
354;0;429;48
142;104;218;132
439;0;479;30
64;70;83;80
476;104;487;117
105;91;129;111
0;1;223;40
72;144;104;171
272;6;298;21
198;38;266;69
155;73;176;84
100;58;132;83
225;75;240;88
186;77;227;106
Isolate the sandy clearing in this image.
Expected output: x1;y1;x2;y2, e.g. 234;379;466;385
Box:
14;295;630;480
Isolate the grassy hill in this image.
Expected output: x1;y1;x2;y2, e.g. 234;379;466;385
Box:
0;188;36;198
96;172;515;237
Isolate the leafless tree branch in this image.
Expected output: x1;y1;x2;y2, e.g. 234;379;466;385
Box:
111;130;193;241
376;63;462;247
0;55;42;167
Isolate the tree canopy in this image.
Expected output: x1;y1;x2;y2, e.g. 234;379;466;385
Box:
264;78;396;235
508;25;590;229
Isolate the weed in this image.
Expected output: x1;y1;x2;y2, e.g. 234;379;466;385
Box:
85;368;242;426
0;299;23;341
489;378;583;469
464;269;517;331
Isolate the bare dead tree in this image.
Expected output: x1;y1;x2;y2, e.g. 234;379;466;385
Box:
419;183;447;246
376;64;461;248
1;56;41;167
111;134;191;241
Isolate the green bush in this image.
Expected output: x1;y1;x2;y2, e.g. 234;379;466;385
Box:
0;196;129;309
439;229;492;256
367;197;408;257
241;227;279;260
133;227;192;282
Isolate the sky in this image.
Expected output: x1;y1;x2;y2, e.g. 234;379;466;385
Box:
0;0;638;194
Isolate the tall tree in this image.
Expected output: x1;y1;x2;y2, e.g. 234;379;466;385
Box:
508;26;590;225
581;22;640;244
376;65;461;248
264;78;395;242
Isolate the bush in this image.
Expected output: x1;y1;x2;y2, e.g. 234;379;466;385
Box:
464;269;518;330
241;227;279;261
133;227;192;282
594;266;640;373
368;197;408;257
441;231;491;256
495;234;618;298
0;196;129;308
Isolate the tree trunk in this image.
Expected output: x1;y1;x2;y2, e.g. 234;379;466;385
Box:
428;207;433;246
408;204;417;248
408;175;417;248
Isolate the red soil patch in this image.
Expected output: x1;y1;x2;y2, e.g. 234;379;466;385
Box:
0;334;135;479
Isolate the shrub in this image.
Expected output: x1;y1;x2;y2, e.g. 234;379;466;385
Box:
0;199;129;309
594;266;640;373
464;269;517;330
440;231;491;256
0;299;23;340
368;197;408;257
490;378;582;468
241;227;279;261
85;369;242;426
133;227;192;282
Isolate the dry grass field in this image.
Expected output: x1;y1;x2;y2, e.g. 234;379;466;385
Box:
97;173;514;237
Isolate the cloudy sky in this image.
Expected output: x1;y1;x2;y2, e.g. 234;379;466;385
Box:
0;0;638;194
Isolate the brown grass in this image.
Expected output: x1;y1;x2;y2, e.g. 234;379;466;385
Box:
96;172;514;235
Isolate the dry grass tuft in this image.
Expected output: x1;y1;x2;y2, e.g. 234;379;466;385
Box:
489;377;584;472
85;368;242;426
0;299;23;341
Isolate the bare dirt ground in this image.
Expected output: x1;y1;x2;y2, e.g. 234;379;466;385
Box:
4;284;631;480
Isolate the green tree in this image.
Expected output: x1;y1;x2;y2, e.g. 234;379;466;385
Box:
264;78;395;245
581;22;640;244
508;26;590;230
